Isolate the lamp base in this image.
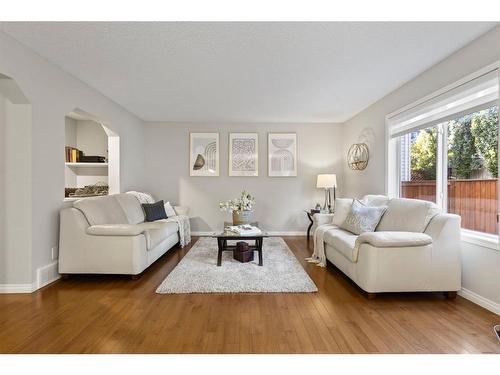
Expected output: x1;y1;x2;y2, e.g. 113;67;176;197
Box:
322;187;336;213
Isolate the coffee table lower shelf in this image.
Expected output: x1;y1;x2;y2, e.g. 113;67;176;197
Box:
216;237;264;266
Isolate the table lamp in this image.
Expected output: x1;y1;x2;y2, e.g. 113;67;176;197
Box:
316;174;337;213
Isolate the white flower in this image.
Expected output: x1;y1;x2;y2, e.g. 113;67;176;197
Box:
219;190;255;212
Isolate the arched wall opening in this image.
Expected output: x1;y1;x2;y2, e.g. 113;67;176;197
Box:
0;73;33;288
63;108;120;201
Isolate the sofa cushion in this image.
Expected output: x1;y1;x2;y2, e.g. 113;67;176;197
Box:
332;198;354;226
376;198;441;232
86;224;145;236
361;195;391;207
74;195;129;225
115;193;145;224
324;228;358;262
144;221;178;250
356;231;432;248
340;200;387;235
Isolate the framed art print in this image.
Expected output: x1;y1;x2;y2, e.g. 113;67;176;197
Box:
229;133;258;177
268;133;297;177
189;132;219;176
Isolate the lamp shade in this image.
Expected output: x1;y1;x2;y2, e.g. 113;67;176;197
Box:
316;174;337;189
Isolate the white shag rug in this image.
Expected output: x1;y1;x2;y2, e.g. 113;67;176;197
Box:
156;237;318;294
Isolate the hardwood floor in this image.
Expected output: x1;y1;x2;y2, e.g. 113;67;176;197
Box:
0;236;499;354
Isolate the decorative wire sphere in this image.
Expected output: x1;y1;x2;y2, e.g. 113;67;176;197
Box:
347;143;369;170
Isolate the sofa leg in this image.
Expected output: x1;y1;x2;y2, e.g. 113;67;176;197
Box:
60;274;70;280
130;274;140;280
367;292;377;300
445;291;457;299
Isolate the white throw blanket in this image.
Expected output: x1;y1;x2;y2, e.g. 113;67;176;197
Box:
127;190;155;204
126;191;191;247
165;215;191;247
306;224;336;267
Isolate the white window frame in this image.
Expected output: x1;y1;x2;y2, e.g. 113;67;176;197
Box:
385;61;500;251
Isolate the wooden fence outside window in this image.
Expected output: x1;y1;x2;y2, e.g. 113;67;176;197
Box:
400;179;498;234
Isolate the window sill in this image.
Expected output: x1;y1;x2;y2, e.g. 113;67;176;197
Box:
461;229;500;252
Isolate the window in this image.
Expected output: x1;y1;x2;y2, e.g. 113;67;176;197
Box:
447;107;498;234
399;126;437;203
388;69;500;238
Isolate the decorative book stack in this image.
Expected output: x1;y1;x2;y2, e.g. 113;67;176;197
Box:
65;147;83;162
65;146;106;163
233;241;254;263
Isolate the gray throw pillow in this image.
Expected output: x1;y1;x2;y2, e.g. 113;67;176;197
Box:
340;199;387;235
142;200;168;222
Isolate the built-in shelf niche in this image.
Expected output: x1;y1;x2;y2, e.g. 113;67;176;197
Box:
64;111;113;200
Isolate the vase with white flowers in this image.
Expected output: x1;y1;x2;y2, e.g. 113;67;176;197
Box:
219;191;255;225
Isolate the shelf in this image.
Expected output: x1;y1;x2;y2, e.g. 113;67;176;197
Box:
63;197;80;202
63;195;108;202
65;162;108;168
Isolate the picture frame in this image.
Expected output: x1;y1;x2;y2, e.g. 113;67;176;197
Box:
229;133;259;177
268;133;297;177
189;132;219;176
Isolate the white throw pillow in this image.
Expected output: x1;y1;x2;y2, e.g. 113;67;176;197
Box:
164;201;176;217
332;198;354;226
340;199;388;235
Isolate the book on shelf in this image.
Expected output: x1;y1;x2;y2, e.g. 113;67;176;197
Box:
65;146;105;163
80;155;106;163
65;146;81;162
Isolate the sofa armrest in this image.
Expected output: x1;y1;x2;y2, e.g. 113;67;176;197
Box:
174;206;189;216
424;213;461;241
314;213;334;226
86;224;145;236
356;231;432;248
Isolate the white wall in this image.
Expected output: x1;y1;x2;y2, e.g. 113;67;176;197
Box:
144;122;343;233
0;31;146;288
76;120;108;158
0;89;32;285
342;25;500;311
0;93;6;283
75;120;109;186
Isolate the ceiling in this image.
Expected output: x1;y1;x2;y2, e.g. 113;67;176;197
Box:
0;22;497;123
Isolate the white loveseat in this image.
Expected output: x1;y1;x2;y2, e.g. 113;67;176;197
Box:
317;195;461;297
59;193;186;276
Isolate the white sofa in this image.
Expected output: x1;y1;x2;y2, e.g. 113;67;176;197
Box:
317;195;461;297
59;193;186;276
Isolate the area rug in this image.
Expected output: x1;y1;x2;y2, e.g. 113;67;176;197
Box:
156;237;318;293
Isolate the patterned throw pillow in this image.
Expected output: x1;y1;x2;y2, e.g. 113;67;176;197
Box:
340;199;388;235
142;200;168;222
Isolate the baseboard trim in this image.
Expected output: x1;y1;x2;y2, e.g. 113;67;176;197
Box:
191;231;307;236
267;231;307;236
0;261;61;294
458;287;500;316
0;283;36;293
36;261;61;290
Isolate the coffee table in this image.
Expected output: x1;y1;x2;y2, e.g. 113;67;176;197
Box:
212;223;269;266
